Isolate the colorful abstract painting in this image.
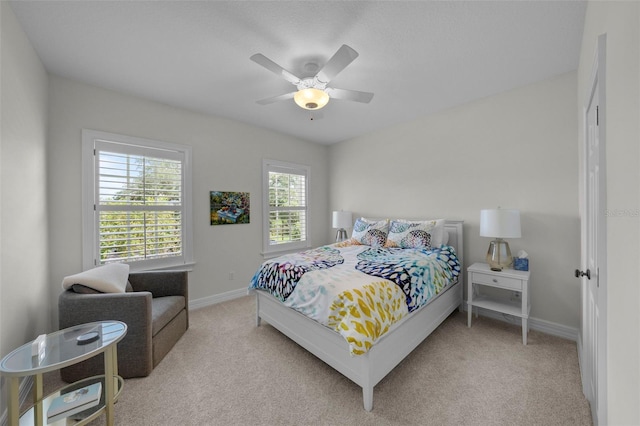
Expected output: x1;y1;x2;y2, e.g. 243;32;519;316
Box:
210;191;250;225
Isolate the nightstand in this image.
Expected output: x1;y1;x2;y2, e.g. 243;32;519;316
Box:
467;262;531;344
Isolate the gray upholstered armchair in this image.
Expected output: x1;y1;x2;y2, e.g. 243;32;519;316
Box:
58;271;189;382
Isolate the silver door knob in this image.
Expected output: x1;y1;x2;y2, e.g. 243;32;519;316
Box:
574;269;591;280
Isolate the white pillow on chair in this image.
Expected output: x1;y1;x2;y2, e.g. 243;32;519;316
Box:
62;264;130;293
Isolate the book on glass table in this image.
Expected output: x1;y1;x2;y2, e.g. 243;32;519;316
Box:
47;382;102;423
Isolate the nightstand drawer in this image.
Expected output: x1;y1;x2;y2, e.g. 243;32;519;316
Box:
472;272;522;291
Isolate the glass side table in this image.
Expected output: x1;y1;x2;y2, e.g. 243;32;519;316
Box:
0;321;127;426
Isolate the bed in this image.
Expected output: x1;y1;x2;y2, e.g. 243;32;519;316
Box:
249;219;464;411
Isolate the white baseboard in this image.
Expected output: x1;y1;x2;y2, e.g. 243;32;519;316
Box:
465;306;579;341
189;288;248;311
529;315;578;341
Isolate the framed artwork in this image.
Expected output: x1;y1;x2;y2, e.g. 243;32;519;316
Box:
210;191;250;225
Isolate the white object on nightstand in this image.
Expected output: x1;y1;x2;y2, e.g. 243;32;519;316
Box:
467;262;531;344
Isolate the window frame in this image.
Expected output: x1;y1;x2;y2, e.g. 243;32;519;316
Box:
82;129;194;272
262;159;310;256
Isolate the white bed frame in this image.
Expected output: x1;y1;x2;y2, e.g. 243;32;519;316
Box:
254;220;464;411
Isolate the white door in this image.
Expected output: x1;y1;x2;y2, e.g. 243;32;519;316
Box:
579;34;607;426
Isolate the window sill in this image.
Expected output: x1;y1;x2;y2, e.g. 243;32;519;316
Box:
261;247;310;260
129;261;196;273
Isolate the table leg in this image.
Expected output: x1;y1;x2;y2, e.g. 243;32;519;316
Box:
8;376;19;425
522;281;529;345
467;278;473;327
104;347;115;426
34;373;44;424
112;343;119;378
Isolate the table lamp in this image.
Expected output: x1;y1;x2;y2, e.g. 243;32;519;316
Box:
480;208;521;271
332;211;352;242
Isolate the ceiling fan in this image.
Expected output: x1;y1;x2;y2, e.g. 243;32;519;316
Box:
250;44;374;111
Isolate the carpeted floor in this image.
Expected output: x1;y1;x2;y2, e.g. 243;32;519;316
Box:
43;295;592;425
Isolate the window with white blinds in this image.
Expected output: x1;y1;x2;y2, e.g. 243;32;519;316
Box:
262;159;310;254
82;130;193;271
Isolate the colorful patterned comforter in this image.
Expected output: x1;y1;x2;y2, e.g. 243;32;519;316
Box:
249;242;460;355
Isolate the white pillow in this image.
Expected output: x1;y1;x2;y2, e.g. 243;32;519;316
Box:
424;218;445;247
62;263;130;293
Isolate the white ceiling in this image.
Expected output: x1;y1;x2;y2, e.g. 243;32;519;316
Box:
9;1;587;145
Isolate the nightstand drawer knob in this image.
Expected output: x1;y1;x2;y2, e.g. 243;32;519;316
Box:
492;278;498;283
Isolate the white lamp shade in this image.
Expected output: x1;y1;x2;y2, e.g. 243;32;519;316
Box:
480;209;521;238
332;211;353;229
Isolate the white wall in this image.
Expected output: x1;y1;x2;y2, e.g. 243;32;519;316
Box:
578;2;640;424
0;0;50;404
0;0;50;357
47;75;330;309
329;72;579;329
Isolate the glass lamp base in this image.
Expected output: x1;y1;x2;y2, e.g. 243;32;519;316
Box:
486;238;513;271
335;229;348;242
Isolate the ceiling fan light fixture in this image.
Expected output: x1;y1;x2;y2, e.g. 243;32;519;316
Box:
294;88;329;110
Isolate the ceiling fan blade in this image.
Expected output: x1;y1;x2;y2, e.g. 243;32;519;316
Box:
250;54;301;85
326;88;374;103
316;45;359;84
256;92;296;105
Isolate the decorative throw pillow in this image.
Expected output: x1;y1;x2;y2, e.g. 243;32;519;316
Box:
351;218;389;248
385;219;445;249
